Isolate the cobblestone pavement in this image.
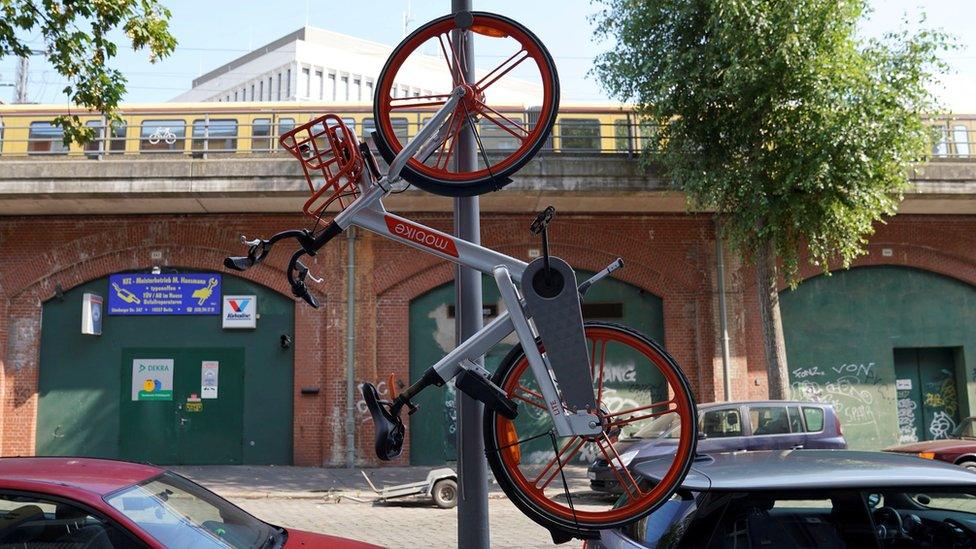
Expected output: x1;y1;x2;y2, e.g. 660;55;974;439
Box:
230;497;563;549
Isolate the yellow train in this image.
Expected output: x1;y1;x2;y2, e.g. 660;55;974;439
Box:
0;101;971;158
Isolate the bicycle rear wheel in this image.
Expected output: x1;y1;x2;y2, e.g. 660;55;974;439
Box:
484;322;697;535
372;11;559;197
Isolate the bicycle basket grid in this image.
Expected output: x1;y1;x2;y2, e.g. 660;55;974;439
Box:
279;114;364;219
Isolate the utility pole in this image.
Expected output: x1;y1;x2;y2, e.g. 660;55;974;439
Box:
452;1;490;548
14;55;29;103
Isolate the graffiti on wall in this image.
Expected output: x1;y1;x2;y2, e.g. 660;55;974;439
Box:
896;393;918;444
790;362;889;440
929;411;956;439
923;377;958;417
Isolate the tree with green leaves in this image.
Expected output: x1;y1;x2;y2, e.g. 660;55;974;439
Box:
592;0;947;399
0;0;177;144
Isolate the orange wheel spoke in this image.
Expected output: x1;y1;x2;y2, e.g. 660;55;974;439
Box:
437;34;462;86
595;339;608;407
475;101;529;141
597;434;644;499
475;49;531;91
606;399;676;421
609;407;678;430
443;31;468;86
512;393;546;411
537;438;585;491
390;100;447;110
531;436;581;488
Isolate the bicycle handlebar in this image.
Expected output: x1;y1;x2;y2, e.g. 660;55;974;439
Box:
223;221;343;308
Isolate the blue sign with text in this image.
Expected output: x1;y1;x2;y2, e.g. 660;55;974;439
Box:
108;273;221;315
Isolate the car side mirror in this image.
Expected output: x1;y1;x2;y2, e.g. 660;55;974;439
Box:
698;431;708;440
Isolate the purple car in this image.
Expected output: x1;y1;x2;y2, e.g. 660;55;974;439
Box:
588;400;847;493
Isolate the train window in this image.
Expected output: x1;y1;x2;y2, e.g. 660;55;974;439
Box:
192;119;238;153
614;120;632;152
953;124;970;157
28;121;68;155
361;117;407;142
83;120;126;155
932;125;949;157
278;118;296;141
479;114;524;151
560;118;601;151
527;108;553;151
252;118;272;151
140;120;185;153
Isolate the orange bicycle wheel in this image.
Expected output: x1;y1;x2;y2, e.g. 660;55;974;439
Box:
372;11;559;197
484;322;698;535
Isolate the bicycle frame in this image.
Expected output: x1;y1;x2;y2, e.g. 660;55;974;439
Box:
332;87;602;438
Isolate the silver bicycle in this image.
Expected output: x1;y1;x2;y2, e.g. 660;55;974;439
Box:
225;11;697;540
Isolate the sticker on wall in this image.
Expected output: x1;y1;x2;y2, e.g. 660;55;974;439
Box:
222;295;257;329
132;359;174;401
202;361;219;399
185;402;203;413
896;379;913;391
81;293;103;336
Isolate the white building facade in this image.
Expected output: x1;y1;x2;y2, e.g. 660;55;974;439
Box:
172;26;540;105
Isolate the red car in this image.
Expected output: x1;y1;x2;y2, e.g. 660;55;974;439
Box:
884;416;976;471
0;457;380;548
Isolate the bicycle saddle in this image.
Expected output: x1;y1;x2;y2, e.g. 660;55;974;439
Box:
362;383;405;461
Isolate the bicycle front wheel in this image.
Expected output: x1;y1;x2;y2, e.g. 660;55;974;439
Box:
373;11;560;197
484;322;698;534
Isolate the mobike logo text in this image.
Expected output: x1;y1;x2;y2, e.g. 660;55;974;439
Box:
384;216;459;257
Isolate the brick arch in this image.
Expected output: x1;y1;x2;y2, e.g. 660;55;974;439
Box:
0;223;332;465
739;242;976;294
5;223;321;303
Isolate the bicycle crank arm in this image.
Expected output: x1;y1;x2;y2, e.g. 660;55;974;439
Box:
577;258;624;297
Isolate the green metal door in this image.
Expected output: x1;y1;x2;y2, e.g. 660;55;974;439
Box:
120;347;244;464
407;273;664;465
893;348;959;442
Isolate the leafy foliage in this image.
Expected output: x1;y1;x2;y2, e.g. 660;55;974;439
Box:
0;0;177;144
592;0;948;281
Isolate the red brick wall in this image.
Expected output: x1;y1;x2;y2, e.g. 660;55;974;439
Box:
1;212;974;466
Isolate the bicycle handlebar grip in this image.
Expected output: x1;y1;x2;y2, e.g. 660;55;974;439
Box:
362;383;404;461
223;256;253;272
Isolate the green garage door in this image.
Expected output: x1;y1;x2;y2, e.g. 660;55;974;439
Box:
37;273;295;465
408;273;664;465
120;347;244;464
781;266;975;450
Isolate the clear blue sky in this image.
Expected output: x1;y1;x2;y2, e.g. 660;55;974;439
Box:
1;0;973;110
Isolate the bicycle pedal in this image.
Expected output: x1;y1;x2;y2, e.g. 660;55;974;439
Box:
455;369;518;420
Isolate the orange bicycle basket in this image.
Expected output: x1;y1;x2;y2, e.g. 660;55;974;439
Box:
279;114;365;219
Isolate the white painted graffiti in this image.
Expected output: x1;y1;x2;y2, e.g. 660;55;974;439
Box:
602;364;637;383
930;411;956;440
897;397;918;444
832;363;875;377
825;376;874;405
791;366;824;379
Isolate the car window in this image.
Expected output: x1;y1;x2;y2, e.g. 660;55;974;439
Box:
750;406;791;435
803;407;825;432
787;406;804;433
702;409;742;438
690;492;875;548
107;472;274;549
910;492;976;515
0;492;140;547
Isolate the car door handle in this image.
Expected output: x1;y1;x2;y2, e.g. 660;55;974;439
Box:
791;444;804;450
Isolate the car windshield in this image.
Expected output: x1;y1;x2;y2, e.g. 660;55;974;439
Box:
952;417;976;439
631;412;683;439
105;472;276;549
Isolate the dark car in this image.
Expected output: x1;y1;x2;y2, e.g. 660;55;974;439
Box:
885;416;976;471
0;457;380;548
588;400;846;494
588;449;976;548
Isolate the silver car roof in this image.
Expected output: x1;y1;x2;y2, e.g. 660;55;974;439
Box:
634;450;976;492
